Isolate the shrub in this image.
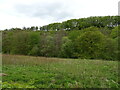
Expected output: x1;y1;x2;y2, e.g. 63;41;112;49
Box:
74;30;106;59
60;37;75;58
28;45;39;56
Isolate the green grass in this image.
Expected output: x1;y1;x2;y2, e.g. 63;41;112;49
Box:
2;54;119;88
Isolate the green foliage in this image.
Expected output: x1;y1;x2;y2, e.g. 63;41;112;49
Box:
81;26;100;32
110;26;119;39
60;37;74;58
2;31;13;54
2;54;119;88
28;45;39;56
1;16;120;89
40;35;55;57
2;82;35;88
100;38;118;60
52;30;67;57
2;16;119;60
99;27;112;36
10;32;29;54
68;30;81;41
74;30;105;59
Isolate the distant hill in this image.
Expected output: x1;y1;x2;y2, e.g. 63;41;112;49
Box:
4;16;120;31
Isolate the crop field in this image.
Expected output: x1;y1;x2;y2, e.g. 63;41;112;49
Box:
2;54;119;88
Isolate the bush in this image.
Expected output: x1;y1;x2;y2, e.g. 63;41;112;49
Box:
110;26;119;39
74;30;106;59
39;35;55;57
60;37;75;58
28;45;39;56
100;38;118;60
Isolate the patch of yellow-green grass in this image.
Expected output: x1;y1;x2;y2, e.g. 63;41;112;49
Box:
2;54;119;88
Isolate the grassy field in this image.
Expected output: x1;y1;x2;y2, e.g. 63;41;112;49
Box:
2;54;119;88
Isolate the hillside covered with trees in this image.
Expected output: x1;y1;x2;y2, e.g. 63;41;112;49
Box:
2;16;120;60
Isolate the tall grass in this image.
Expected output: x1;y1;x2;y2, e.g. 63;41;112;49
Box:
2;54;119;88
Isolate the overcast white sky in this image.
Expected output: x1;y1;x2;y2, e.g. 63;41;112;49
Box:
0;0;119;30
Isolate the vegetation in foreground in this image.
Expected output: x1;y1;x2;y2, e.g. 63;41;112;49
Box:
2;54;119;88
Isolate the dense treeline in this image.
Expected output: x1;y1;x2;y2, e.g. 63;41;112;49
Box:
5;16;119;31
2;16;120;60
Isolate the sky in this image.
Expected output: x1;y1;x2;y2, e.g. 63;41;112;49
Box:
0;0;119;30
